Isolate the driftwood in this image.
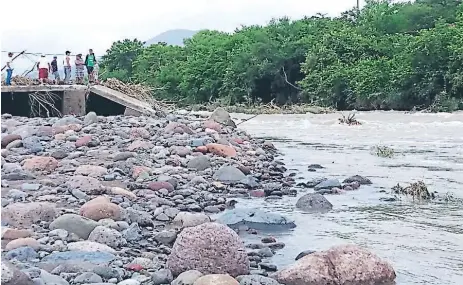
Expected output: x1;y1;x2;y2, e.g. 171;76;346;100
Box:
338;113;362;125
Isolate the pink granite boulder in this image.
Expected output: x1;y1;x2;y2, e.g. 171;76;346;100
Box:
275;244;396;285
167;222;249;277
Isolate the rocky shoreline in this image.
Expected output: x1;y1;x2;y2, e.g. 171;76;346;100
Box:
1;108;396;285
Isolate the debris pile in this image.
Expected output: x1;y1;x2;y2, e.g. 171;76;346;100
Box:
101;78;171;111
338;113;362;125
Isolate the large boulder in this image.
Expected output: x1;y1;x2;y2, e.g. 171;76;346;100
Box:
295;193;333;212
274;244;396;285
217;208;295;231
2;202;57;228
209;107;236;128
213;165;246;183
167;222;249;277
49;214;99;239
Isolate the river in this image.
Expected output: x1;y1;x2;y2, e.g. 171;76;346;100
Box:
234;111;463;285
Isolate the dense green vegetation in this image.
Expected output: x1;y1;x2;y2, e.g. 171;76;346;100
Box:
100;0;463;111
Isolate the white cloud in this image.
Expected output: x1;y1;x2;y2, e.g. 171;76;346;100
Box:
1;0;362;72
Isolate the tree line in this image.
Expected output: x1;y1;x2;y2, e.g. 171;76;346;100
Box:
100;0;463;111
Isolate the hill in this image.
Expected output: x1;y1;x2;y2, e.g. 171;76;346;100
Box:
145;29;198;46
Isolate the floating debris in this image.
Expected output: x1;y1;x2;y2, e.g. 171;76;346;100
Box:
392;181;435;200
338;113;362;125
371;145;395;158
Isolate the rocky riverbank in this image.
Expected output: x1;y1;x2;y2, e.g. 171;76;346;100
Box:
1;108;396;285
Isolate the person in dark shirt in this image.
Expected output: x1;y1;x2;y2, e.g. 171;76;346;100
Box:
51;56;60;83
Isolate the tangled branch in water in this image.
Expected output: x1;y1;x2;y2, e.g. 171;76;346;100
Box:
392;181;435;201
371;145;395;158
338;113;362;125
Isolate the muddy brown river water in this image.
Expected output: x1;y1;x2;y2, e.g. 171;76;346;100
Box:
235;111;463;285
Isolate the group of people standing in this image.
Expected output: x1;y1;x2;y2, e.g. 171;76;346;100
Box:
4;49;98;86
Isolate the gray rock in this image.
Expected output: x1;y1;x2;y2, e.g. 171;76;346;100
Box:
71;189;89;201
314;179;341;191
117;280;140;285
295;193;333;212
1;261;35;285
213;165;246;183
236;275;281;285
39;270;69;285
217;208;296;231
343;175;372;185
4;246;38;261
84;112;98;125
153;230;177;245
51;149;68;159
22;136;43;153
21;183;41;191
113;152;135;162
209;107;236;128
240;176;260;188
125;208;153;226
187;156;211;171
74;272;103;284
151;269;173;285
52;117;82;128
257;247;274;258
41;251;115;264
171;270;203;285
92;266;121;280
88;226;126;248
7;189;27;201
49;214;99;239
122;223;142;242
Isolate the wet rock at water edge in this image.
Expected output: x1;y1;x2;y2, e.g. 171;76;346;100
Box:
217;208;296;231
343;175;372;185
295;250;316;260
296;193;333;212
275;244;396;285
314;178;341;191
213;165;247;183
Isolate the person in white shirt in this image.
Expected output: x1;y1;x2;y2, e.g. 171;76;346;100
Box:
63;50;72;83
37;55;51;84
5;52;14;85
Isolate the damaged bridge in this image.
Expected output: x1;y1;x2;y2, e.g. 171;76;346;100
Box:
1;85;157;117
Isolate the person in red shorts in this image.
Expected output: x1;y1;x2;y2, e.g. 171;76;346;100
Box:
37;55;51;84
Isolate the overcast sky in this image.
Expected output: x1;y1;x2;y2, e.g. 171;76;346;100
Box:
1;0;363;72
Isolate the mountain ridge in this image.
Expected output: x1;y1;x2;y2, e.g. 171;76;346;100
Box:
145;29;198;46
